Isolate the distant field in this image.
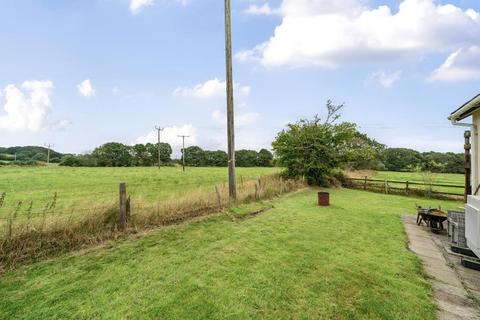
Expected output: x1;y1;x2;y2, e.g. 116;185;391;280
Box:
346;170;465;196
0;166;280;217
373;171;464;185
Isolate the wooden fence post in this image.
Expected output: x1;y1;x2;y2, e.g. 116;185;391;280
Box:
119;183;127;230
384;180;389;194
406;181;409;195
255;181;260;200
215;186;222;209
364;176;367;190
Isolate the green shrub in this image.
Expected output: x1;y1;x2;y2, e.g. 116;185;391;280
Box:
272;100;383;186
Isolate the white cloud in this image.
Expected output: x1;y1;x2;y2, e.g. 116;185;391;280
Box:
77;79;95;98
0;80;56;132
429;46;480;82
136;124;198;156
238;0;480;68
245;3;280;16
366;70;402;88
173;78;251;99
212;109;260;127
130;0;154;14
129;0;187;14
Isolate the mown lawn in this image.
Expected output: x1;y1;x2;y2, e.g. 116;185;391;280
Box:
0;188;461;319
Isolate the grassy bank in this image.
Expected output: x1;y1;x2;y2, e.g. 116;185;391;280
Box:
0;188;461;319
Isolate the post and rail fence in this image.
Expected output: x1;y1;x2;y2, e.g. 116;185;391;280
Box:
345;177;465;200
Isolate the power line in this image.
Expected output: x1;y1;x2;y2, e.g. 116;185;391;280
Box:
177;135;190;172
155;126;164;169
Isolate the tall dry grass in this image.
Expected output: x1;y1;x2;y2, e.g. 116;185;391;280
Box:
0;174;305;272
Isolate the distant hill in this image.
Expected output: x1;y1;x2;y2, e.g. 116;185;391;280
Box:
0;146;65;163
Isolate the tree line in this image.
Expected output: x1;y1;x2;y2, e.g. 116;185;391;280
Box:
59;142;273;168
0;146;64;165
182;146;273;167
381;148;464;174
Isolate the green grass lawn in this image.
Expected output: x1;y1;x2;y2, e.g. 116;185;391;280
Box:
0;166;279;216
0;188;462;319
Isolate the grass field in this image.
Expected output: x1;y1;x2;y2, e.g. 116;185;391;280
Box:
0;166;280;215
347;170;465;196
0;188;462;319
373;171;463;186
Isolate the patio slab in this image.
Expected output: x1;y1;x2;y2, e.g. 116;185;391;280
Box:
402;215;480;320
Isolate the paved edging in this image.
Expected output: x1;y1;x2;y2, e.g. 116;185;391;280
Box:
402;215;480;320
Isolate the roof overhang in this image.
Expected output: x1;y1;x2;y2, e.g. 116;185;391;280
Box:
449;94;480;122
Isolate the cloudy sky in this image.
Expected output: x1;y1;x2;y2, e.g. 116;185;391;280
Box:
1;0;480;155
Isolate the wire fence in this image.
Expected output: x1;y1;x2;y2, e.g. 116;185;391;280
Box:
0;174;306;271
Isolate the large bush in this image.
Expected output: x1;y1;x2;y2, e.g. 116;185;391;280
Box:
272;101;383;185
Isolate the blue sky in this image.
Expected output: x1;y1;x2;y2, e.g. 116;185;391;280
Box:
0;0;480;155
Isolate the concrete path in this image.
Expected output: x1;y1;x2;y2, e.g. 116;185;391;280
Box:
402;215;480;320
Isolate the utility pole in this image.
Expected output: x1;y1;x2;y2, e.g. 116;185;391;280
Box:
224;0;237;200
44;143;54;164
177;135;189;172
155;126;164;169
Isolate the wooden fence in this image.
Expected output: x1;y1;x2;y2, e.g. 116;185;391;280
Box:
345;177;465;200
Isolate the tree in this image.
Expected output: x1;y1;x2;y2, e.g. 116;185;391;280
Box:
145;143;172;166
32;152;47;162
204;150;228;167
235;150;259;167
422;152;463;174
183;146;206;167
272;100;382;185
257;149;273;167
131;144;149;166
60;155;81;167
92;143;133;167
383;148;422;172
333;123;385;170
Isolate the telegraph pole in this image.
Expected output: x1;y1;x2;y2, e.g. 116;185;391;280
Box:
224;0;237;200
178;135;189;172
44;143;54;164
155;126;164;169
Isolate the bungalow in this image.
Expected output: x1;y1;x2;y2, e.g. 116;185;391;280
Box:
449;94;480;261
